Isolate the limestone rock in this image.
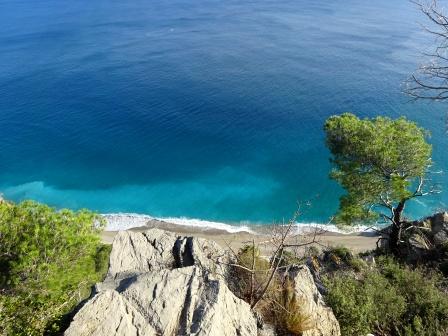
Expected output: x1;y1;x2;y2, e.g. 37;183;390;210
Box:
65;290;156;336
67;266;257;336
107;229;177;279
257;325;277;336
379;213;448;260
65;229;256;336
409;233;430;250
430;212;448;234
434;230;448;246
287;265;341;336
107;229;232;280
66;229;341;336
430;212;448;246
172;235;232;279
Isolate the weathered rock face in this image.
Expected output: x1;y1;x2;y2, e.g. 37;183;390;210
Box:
379;212;448;262
408;212;448;260
286;265;341;336
65;290;156;336
65;229;341;336
107;229;231;280
66;229;257;336
431;212;448;246
69;267;256;336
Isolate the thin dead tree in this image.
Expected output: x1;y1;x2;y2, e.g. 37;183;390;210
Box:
220;204;327;310
405;0;448;101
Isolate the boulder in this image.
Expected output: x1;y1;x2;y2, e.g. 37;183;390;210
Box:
65;229;257;336
408;232;430;250
107;229;177;278
68;267;256;336
287;265;341;336
66;229;341;336
430;212;448;234
65;290;156;336
107;229;231;280
379;213;448;260
434;230;448;246
430;212;448;246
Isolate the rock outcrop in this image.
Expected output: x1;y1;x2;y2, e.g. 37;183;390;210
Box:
66;229;257;336
286;265;341;336
431;212;448;246
65;229;341;336
390;212;448;262
376;212;448;263
106;229;231;279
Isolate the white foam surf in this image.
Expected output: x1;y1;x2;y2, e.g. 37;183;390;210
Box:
293;222;379;234
102;213;254;233
102;213;379;235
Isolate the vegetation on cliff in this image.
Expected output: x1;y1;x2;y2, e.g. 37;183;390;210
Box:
324;113;436;253
324;254;448;336
0;200;110;335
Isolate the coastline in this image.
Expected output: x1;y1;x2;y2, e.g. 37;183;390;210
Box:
101;214;380;253
102;213;380;234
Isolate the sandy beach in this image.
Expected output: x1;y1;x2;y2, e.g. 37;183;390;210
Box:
101;218;379;254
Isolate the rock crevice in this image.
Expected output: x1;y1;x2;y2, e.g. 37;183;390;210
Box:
65;229;340;336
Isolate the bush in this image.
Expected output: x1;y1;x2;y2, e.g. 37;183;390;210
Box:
235;245;270;302
327;246;353;263
324;256;448;336
347;257;367;272
273;249;302;267
0;200;110;335
304;245;320;258
237;245;317;335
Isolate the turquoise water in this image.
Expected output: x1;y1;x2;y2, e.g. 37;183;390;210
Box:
0;0;447;225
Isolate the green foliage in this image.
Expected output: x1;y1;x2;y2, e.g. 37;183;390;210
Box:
304;245;320;258
324;113;432;224
273;249;302;267
95;244;112;275
236;245;270;302
238;245;270;270
347;257;368;272
324;257;448;336
0;200;109;335
327;246;353;262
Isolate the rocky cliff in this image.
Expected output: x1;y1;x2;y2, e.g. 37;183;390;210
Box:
65;229;340;336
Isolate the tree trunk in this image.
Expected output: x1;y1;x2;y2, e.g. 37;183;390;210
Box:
389;200;406;255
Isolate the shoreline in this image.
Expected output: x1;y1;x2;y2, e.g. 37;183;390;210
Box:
101;215;380;253
102;213;380;235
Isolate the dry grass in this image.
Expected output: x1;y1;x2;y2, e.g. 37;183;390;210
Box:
271;278;316;335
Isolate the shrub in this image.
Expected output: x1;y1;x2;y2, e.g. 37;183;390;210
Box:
327;246;353;263
324;256;448;336
273;249;302;267
347;257;367;272
235;244;270;302
236;245;316;335
0;200;109;335
304;245;320;258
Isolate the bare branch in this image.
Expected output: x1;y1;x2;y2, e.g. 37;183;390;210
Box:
250;239;256;305
405;0;448;100
220;201;325;312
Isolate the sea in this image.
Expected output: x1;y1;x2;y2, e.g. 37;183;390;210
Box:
1;0;447;232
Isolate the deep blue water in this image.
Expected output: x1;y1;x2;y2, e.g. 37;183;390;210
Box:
1;0;447;225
